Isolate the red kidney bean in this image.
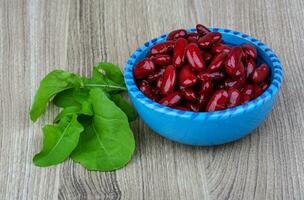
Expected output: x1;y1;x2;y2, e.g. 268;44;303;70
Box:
150;41;175;55
186;43;206;71
242;84;254;100
134;58;155;79
138;80;154;99
187;32;199;43
208;52;228;72
234;63;245;78
197;71;225;82
244;59;256;78
147;68;165;82
201;51;213;62
252;64;270;84
156;76;163;89
242;44;257;60
187;102;200;112
167;29;187;41
224;77;246;90
224;46;245;78
179;65;197;87
198;32;222;48
152;54;171;66
253;84;263;98
159;91;182;107
198;94;209;111
196;24;211;36
134;24;271;111
242;95;251;104
242;84;254;95
175;106;189;111
200;81;213;95
260;82;269;91
182;88;197;101
227;88;242;108
210;43;231;54
206;89;229;112
198;81;214;110
160;65;176;95
173;38;188;67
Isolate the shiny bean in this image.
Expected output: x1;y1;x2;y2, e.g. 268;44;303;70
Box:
208;51;228;72
206;89;229;112
167;29;187;41
227;88;242;108
242;44;257;60
159;91;182;107
252;64;270;84
197;71;225;81
152;54;171;66
138;80;154;99
224;46;245;78
186;43;206;71
244;59;256;78
198;32;222;48
160;65;177;95
147;68;165;82
182;88;197;101
241;84;254;103
179;65;197;87
224;77;246;90
196;24;211;36
134;58;155;79
210;43;231;54
187;102;200;112
187;32;199;43
150;41;175;55
201;51;213;62
173;38;188;67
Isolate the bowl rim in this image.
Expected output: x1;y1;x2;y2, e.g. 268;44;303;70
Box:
124;28;283;120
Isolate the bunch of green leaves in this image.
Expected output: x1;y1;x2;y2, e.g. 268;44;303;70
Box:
30;62;137;171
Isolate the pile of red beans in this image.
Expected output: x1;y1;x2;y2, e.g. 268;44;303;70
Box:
133;24;270;112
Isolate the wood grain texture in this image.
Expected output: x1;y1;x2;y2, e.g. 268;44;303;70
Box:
0;0;303;199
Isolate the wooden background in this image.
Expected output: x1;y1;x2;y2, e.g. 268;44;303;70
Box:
1;0;304;199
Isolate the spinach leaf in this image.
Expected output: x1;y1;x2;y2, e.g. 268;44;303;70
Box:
53;88;89;108
30;70;82;122
83;67;126;93
33;114;83;167
94;62;125;86
111;94;137;122
54;101;93;123
71;88;135;171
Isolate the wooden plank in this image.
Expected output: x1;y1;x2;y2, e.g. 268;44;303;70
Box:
0;0;304;199
0;0;69;199
58;1;121;199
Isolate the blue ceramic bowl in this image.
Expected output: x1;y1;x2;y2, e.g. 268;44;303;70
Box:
124;28;283;146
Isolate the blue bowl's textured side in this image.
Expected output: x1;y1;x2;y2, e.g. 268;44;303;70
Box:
125;28;283;146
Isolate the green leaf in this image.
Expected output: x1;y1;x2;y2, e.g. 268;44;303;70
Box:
111;94;137;122
30;70;82;122
83;67;126;93
54;101;93;123
71;88;135;171
53;88;89;108
94;62;125;86
33;114;84;167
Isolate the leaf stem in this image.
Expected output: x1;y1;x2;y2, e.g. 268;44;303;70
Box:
84;83;126;91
